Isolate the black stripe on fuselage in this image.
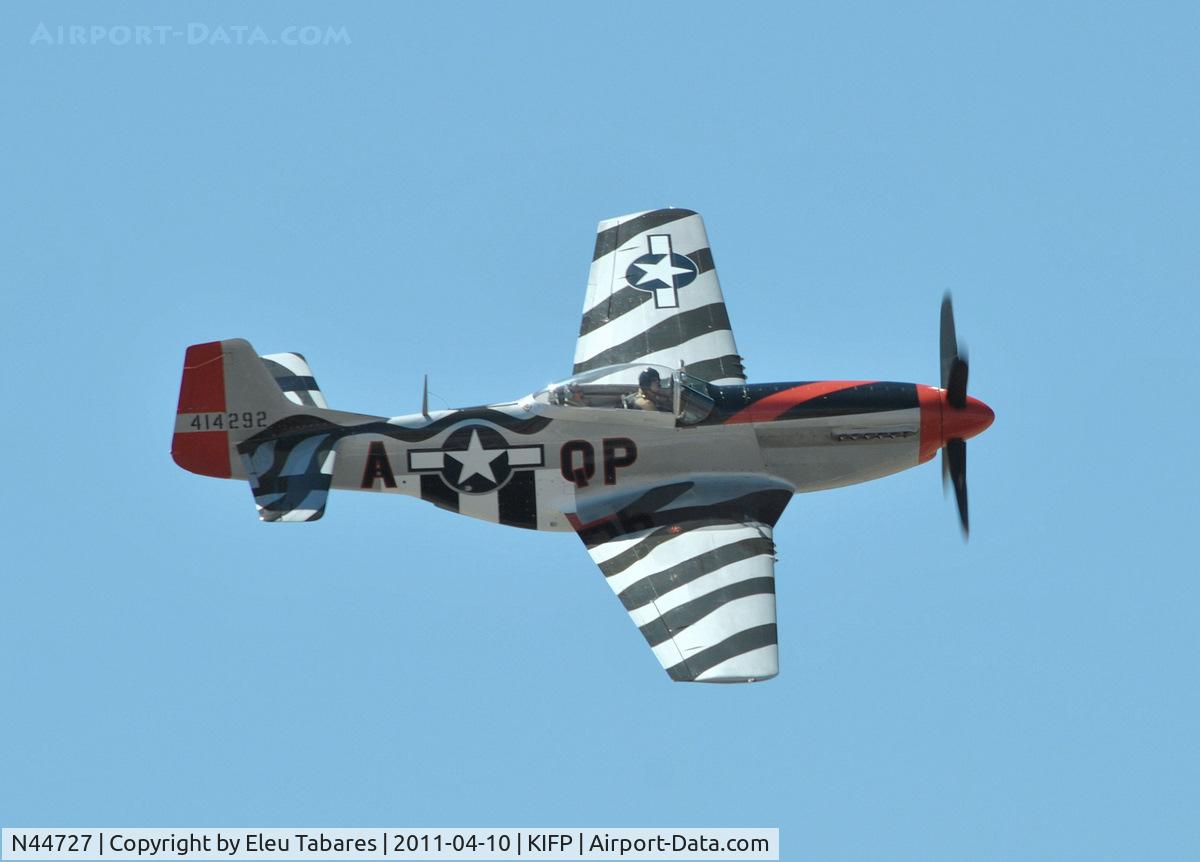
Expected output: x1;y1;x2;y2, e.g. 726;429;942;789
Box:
357;409;554;442
696;381;919;424
420;475;458;513
666;623;778;681
497;470;538;530
773;381;918;420
239;409;552;454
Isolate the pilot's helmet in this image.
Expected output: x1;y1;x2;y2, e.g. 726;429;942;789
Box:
638;368;661;389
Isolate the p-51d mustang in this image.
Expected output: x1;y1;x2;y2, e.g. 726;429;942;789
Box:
172;209;993;683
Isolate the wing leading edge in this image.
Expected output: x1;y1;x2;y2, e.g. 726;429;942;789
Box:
573;209;746;384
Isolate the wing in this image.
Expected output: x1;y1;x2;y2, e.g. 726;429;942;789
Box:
573;209;747;384
571;477;791;682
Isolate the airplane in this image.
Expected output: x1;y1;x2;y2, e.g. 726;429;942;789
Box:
171;208;994;683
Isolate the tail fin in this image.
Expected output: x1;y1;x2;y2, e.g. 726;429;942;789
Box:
172;339;299;479
172;339;345;522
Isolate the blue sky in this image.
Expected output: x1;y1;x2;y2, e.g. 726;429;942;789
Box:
2;2;1197;859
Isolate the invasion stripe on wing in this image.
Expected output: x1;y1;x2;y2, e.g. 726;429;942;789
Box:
599;520;722;578
617;536;776;611
605;525;766;596
574;271;725;362
573;302;734;373
592;209;696;260
666;623;778;681
637;554;775;619
639;576;776;647
667;594;778;658
695;644;779;682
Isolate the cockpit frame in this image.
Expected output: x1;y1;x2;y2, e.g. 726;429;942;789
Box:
532;363;716;426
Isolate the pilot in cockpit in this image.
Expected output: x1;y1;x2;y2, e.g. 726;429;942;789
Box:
631;368;664;411
563;383;585;406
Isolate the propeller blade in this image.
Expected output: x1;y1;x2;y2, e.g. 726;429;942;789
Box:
940;292;958;389
946;353;969;409
946;437;969;538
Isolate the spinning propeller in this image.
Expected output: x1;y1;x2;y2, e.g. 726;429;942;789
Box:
937;292;993;539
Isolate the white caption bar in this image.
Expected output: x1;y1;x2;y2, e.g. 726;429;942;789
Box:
2;829;778;861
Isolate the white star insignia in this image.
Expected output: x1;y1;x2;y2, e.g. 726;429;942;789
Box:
446;429;501;486
632;255;691;288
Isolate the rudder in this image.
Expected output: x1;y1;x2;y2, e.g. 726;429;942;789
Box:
172;339;296;480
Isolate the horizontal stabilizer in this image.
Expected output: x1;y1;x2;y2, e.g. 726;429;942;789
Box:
241;433;338;522
261;352;329;408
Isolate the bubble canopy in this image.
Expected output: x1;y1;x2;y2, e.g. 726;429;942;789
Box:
533;362;716;425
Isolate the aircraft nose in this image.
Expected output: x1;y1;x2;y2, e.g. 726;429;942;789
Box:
943;395;994;441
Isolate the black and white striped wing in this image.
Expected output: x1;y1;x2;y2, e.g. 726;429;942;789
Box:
574;209;746;384
588;519;781;682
